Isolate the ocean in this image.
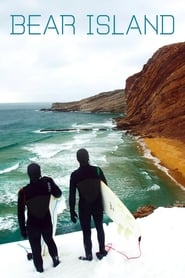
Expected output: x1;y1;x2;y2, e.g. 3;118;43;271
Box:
1;103;185;244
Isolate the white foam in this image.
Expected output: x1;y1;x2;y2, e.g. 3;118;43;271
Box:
72;134;92;146
0;192;17;204
138;138;169;175
138;138;185;191
24;143;73;159
54;175;70;189
141;171;152;180
0;215;17;231
72;119;114;129
0;163;19;175
147;184;160;191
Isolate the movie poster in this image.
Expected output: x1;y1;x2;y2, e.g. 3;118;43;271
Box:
0;1;185;277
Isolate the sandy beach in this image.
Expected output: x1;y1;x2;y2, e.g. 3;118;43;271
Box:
144;137;185;188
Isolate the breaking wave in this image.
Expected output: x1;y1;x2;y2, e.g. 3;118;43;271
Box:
0;163;19;175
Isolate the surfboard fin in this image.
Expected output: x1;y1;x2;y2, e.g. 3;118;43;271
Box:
117;224;124;234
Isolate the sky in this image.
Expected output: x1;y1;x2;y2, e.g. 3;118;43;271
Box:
0;0;184;103
1;207;185;277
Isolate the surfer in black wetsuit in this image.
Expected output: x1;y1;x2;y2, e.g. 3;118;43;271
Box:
17;163;62;273
69;148;108;261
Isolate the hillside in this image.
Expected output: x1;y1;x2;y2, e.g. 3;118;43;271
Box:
42;89;125;113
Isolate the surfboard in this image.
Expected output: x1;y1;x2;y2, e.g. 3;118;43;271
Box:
18;195;66;258
42;195;66;256
101;181;141;240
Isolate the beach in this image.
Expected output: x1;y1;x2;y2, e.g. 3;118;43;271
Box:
144;137;185;188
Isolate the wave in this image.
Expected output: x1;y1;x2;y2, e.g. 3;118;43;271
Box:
25;128;118;173
138;138;185;190
24;142;73;159
0;142;18;151
138;138;169;174
141;171;152;180
35;118;115;134
72;120;115;130
39;127;112;133
0;216;17;231
0;193;17;206
147;184;160;191
0;163;19;175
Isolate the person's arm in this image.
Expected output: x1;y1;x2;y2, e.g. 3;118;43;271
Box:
97;167;108;185
17;188;27;238
43;177;62;198
69;174;78;223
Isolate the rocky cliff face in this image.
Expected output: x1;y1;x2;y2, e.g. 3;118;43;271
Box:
116;42;185;140
44;89;125;113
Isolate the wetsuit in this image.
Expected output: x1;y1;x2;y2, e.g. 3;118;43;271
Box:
18;176;62;272
69;164;107;259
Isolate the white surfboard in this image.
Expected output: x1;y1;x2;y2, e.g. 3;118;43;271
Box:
18;195;66;258
42;195;66;256
101;181;141;239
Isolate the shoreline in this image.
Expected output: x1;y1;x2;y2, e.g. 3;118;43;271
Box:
143;137;185;188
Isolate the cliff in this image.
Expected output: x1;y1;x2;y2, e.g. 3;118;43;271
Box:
42;89;125;113
116;42;185;141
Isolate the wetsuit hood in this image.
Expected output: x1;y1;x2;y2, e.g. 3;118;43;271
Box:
76;148;89;166
27;163;41;182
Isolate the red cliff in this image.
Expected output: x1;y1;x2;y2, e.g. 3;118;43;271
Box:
116;42;185;141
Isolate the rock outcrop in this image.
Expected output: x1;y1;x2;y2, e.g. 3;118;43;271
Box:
133;205;156;218
42;89;125;113
116;42;185;140
133;204;185;219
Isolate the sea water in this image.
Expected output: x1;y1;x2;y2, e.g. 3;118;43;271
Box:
1;103;185;244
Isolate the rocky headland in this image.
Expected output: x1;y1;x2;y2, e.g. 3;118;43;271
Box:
42;89;125;113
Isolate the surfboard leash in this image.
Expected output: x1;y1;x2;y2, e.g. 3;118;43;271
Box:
105;236;142;260
17;242;33;260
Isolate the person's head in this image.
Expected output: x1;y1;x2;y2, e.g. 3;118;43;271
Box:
76;148;89;166
27;163;41;182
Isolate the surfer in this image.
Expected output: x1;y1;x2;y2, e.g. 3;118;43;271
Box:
17;163;62;273
69;148;108;261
